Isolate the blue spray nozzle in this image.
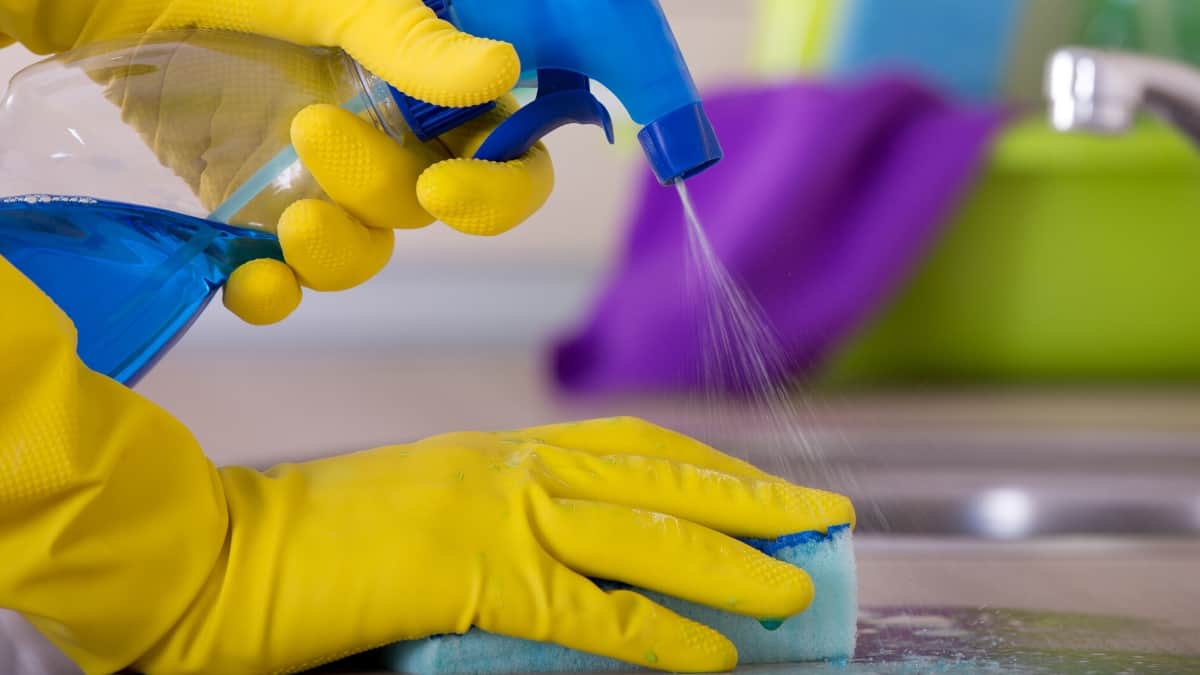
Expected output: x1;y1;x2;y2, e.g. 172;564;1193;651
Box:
637;103;723;183
407;0;721;183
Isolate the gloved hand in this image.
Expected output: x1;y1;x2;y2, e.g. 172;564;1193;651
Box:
0;0;554;325
0;257;856;675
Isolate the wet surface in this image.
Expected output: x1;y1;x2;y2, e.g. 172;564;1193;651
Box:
806;606;1200;674
320;606;1200;674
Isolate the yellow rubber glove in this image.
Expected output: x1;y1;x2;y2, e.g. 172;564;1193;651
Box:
0;0;554;325
0;257;855;675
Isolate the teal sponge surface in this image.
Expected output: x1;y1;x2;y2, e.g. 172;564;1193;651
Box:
382;525;857;674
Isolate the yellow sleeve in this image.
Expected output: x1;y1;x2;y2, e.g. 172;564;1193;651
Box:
0;255;230;674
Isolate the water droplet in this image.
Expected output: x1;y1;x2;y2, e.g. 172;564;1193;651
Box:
760;618;785;631
644;650;659;664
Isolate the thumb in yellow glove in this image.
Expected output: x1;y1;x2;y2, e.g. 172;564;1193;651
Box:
0;252;856;675
0;0;555;325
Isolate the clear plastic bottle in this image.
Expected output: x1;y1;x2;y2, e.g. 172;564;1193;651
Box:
0;29;456;230
0;30;467;384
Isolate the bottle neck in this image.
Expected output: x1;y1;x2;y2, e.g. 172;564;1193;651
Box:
346;56;410;141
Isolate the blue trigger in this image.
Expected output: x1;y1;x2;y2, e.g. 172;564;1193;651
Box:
473;69;615;163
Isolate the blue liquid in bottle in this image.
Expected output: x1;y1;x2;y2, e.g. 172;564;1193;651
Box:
0;197;282;386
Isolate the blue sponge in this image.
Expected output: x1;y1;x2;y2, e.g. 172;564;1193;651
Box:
382;525;857;674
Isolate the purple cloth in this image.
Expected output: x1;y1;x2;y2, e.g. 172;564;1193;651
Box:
551;76;1006;394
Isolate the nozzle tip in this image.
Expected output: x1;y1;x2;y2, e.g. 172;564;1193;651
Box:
638;102;723;184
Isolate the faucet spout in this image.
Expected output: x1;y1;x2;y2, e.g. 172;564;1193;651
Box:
1045;47;1200;146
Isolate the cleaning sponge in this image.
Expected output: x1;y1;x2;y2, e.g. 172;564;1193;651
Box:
382;525;857;674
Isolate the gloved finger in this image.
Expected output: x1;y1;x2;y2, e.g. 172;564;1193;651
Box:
166;0;520;108
529;446;856;538
320;0;519;108
416;145;554;236
277;199;395;292
417;93;554;236
534;497;813;620
478;559;737;673
291;104;440;231
512;417;776;482
223;258;302;325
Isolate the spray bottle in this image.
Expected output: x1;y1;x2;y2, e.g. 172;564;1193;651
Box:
0;0;722;384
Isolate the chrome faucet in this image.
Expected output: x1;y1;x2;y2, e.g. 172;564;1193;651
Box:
1045;46;1200;146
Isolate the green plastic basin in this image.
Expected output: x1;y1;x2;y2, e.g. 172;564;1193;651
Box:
820;116;1200;385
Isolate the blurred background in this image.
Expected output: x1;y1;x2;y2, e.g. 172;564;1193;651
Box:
2;0;1176;465
3;1;1200;669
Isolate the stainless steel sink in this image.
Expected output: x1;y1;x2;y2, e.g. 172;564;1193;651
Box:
725;427;1200;538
